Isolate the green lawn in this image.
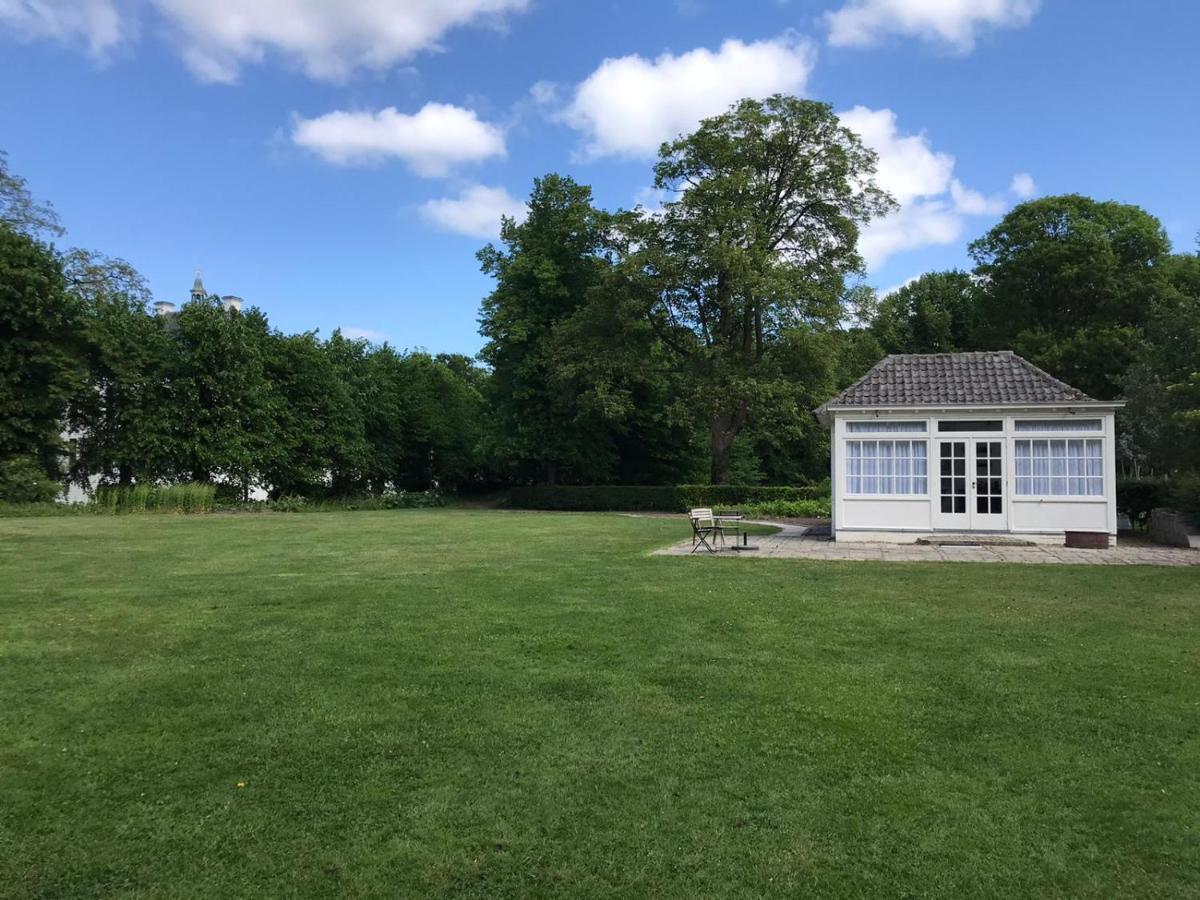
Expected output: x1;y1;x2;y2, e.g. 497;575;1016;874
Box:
1;511;1198;898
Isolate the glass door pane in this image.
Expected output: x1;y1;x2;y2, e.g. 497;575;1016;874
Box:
939;441;967;514
974;440;1003;515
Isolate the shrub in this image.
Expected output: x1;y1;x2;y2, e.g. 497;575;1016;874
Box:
505;484;826;513
1167;473;1200;523
721;498;832;519
272;494;310;513
0;457;61;504
1116;477;1171;526
92;482;216;514
270;491;444;513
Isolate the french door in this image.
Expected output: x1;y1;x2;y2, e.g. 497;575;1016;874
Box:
934;439;1005;530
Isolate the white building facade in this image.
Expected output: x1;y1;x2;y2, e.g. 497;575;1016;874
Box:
816;352;1123;544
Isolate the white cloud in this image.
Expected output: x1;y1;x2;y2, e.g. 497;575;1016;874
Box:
0;0;127;58
420;184;526;239
880;274;920;297
839;106;953;206
1010;171;1037;198
340;326;387;343
839;105;1008;269
292;103;505;176
825;0;1039;52
949;178;1006;216
150;0;530;83
528;80;559;107
563;34;816;158
1;0;529;82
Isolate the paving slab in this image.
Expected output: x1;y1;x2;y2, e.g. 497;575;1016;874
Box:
655;522;1200;566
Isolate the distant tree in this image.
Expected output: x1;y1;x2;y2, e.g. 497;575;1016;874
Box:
870;271;978;354
0;226;83;483
69;285;174;486
626;95;894;482
478;174;622;484
322;331;373;495
969;195;1171;399
260;331;356;497
0;151;63;238
394;352;487;491
167;297;275;494
1153;250;1200;468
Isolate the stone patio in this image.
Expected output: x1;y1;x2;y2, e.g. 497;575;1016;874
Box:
655;522;1200;566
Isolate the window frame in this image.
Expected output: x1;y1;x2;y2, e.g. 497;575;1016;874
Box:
843;437;931;499
1012;437;1106;500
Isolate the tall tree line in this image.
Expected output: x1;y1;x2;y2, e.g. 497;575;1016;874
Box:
3;96;1198;499
0;152;491;501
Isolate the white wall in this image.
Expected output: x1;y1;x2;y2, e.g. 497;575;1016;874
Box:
830;407;1119;539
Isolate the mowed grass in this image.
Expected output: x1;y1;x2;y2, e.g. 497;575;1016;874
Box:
1;512;1198;899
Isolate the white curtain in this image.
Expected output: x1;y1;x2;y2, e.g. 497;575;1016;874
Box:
1015;439;1103;497
1015;419;1102;432
1033;440;1051;495
862;441;879;494
847;421;927;433
913;442;928;494
846;440;928;495
846;440;861;494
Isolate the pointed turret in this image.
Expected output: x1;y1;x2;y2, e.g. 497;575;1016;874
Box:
190;269;206;302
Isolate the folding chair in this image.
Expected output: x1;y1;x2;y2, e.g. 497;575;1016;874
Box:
689;507;725;553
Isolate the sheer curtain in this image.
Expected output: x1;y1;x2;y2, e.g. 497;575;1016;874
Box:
862;441;879;493
1015;419;1102;432
1015;439;1104;496
913;442;928;494
846;440;928;495
847;421;927;433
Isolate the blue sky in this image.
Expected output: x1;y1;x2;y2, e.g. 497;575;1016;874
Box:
1;0;1197;354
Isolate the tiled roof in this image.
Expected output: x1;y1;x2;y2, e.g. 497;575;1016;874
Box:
816;351;1094;412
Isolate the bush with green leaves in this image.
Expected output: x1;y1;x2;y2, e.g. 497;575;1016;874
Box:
1117;477;1171;526
269;491;444;513
92;482;215;514
719;498;832;519
1167;473;1200;523
0;457;61;504
505;484;825;512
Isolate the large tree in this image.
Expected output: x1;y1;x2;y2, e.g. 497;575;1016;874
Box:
0;226;83;484
627;95;894;482
969;195;1171;399
67;252;175;486
166;297;275;492
870;270;979;355
478;174;623;484
0;151;62;239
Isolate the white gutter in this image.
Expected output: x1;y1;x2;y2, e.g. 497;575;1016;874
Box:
814;401;1124;427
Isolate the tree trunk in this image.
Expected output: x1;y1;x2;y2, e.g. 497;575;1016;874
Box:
710;404;748;485
118;466;133;486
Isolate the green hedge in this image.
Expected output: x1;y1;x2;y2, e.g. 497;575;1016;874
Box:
725;498;832;519
1168;473;1200;522
505;484;828;512
1116;477;1170;526
1117;475;1200;526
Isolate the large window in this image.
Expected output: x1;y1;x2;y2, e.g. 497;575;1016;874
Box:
1014;439;1103;496
846;440;928;495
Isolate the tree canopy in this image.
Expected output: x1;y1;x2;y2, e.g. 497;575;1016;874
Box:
2;113;1198;502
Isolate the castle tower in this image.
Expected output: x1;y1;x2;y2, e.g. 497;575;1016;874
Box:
190;270;206;303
